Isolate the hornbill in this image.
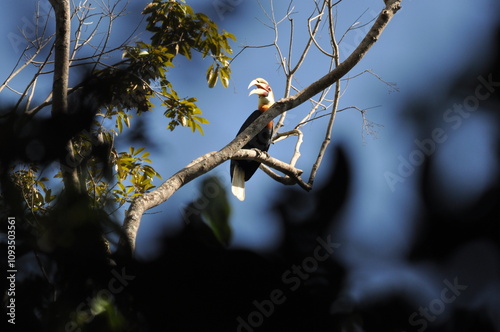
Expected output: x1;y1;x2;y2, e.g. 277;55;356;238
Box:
230;78;275;201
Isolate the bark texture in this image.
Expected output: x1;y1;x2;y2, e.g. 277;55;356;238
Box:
50;0;81;194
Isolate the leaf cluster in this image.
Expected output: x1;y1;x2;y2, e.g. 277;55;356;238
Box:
119;0;236;132
1;0;237;252
73;0;236;136
10;165;56;218
143;0;235;63
113;146;162;205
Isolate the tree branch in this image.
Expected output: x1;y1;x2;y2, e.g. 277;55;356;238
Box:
50;0;82;194
121;0;403;253
275;0;327;132
233;149;306;182
49;0;70;115
308;0;342;187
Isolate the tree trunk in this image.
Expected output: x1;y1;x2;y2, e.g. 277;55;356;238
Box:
50;0;81;194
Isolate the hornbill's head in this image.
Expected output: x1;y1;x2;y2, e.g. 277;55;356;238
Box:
248;78;275;111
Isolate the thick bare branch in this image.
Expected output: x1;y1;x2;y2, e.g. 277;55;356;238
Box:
49;0;70;116
49;0;82;193
121;0;403;253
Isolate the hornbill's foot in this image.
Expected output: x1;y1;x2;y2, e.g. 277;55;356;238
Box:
251;148;269;158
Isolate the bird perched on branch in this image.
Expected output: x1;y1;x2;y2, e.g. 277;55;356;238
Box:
230;78;275;201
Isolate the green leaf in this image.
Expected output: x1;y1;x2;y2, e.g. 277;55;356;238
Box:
117;116;123;133
221;76;229;89
135;147;145;156
193;116;210;125
224;31;237;42
44;189;53;203
208;66;218;88
194;122;204;135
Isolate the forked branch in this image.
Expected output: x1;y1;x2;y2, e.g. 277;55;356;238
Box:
121;0;403;253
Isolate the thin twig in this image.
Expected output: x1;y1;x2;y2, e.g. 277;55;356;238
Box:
342;69;399;92
308;0;342;186
274;0;327;132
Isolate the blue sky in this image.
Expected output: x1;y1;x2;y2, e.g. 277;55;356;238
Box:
128;0;499;258
2;0;500;325
2;0;499;265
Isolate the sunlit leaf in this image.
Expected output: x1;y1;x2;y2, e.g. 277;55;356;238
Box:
221;76;229;88
135;147;145;155
208;66;218;88
194;116;210;125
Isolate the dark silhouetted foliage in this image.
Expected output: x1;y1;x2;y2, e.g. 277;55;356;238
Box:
1;12;500;332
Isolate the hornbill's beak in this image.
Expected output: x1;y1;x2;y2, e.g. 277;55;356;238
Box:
248;78;271;97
